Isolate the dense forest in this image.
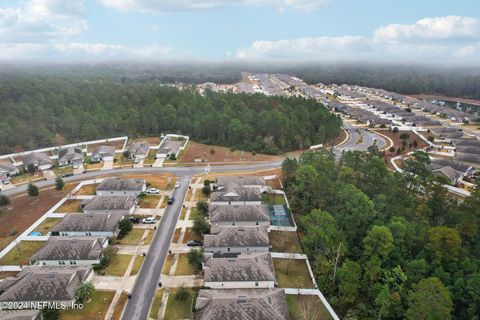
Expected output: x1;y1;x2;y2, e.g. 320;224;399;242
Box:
0;75;340;154
283;149;480;320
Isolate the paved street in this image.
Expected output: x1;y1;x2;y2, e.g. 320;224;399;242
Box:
334;122;386;154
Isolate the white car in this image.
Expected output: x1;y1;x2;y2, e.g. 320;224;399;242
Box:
147;188;160;194
142;217;157;224
2;179;10;185
174;182;180;188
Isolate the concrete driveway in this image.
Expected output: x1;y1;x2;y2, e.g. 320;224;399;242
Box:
73;164;84;175
133;159;144;168
101;160;113;170
43;170;56;180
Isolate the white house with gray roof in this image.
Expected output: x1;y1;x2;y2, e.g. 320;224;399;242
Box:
215;176;266;189
0;266;93;306
0;162;18;180
50;213;123;237
58;147;84;167
29;237;107;266
204;252;276;289
194;288;289;320
22;152;53;171
204;226;270;254
209;204;270;227
81;195;137;215
91;145;116;162
127;142;149;160
96;178;146;196
210;182;262;206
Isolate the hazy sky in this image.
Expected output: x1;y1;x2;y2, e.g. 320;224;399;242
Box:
0;0;479;64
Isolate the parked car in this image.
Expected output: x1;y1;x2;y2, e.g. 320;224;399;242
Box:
147;188;160;194
142;217;157;224
128;216;141;224
2;179;10;185
167;197;174;205
174;182;180;188
62;173;73;178
187;240;203;247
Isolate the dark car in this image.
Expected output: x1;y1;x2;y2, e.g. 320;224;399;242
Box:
167;197;174;205
62;173;74;178
186;240;203;247
127;216;141;224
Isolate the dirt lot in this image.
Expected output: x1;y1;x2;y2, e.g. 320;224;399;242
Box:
0;184;76;250
129;136;161;146
179;141;282;163
86;138;127;152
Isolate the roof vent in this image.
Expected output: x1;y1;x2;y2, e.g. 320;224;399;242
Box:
238;296;247;303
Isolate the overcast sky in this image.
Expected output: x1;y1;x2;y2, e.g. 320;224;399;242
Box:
0;0;479;64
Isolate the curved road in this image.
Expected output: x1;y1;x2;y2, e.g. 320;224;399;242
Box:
334;122;386;154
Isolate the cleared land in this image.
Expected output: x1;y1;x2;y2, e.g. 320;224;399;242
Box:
178;141;281;163
0;184;76;250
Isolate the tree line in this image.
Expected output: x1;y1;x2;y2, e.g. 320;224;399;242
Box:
0;75;341;154
283;148;480;320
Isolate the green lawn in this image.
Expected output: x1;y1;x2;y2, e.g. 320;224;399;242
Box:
102;254;132;276
269;231;303;253
56;200;83;213
174;253;197;276
115;229;145;245
188;208;204;220
273;259;315;289
162;254;174;275
0;241;45;265
287;295;333;320
164;288;196;320
131;255;144;275
144;230;155;245
180;207;187;220
160;196;169;208
59;290;114;320
33;218;62;235
139;195;160;208
149;288;165;319
262;193;287;205
182;228;202;243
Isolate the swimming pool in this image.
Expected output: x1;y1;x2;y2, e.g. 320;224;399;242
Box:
269;205;294;227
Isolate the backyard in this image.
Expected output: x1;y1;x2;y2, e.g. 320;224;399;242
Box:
262;193;287;205
75;184;97;196
269;231;303;253
287;295;333;320
164;288;197;320
102;254;132;276
0;241;45;265
273;259;315;289
55;199;83;213
33;218;62;235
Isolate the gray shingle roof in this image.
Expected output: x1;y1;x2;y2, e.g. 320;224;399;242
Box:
51;213;122;233
96;178;145;192
429;159;471;173
157;138;183;155
204;252;275;282
127;142;149;156
0;266;91;302
22;153;52;167
194;289;289;320
92;145;115;158
216;176;265;187
58;147;83;163
211;182;261;202
209;205;270;223
204;226;269;248
82;196;136;212
30;237;105;262
452;139;480;148
431;166;463;182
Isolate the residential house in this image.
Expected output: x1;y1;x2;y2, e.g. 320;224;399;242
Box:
210;182;262;205
156;137;184;159
91;145;116;162
194;288;289;320
22;152;53;171
204;226;270;254
204;252;276;289
81;195;137;215
209;204;270;227
50;213;123;237
0;266;93;306
96;178;146;196
215;176;266;190
30;237;107;266
127;142;149;160
428;158;474;184
58;147;84;167
0;162;18;180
